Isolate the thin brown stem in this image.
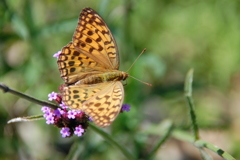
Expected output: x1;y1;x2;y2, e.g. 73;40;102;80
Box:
0;83;58;110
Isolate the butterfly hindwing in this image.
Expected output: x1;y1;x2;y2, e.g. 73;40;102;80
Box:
61;83;102;109
61;82;124;127
82;81;124;127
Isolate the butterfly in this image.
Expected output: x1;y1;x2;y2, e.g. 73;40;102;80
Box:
57;7;128;127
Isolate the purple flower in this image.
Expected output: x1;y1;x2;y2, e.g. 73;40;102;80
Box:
88;117;93;121
60;127;71;138
53;51;61;58
68;110;77;119
54;108;63;118
46;115;55;124
60;103;68;109
42;107;53;118
41;106;51;113
43;111;53;118
121;104;131;112
48;92;58;101
74;125;84;137
42;94;89;138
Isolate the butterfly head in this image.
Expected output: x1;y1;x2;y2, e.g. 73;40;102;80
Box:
121;71;129;81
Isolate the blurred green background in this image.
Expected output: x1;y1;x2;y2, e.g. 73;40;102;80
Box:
1;0;240;159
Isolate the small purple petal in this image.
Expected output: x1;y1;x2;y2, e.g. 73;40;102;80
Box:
60;127;71;138
53;51;61;58
48;92;58;101
54;108;62;118
74;125;84;137
121;104;131;112
59;108;66;115
75;110;82;114
88;117;93;121
60;103;68;109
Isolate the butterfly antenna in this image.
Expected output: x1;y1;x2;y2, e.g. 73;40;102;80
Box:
126;48;146;73
128;75;152;86
125;48;152;86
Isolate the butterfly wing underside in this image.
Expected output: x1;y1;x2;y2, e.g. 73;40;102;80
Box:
57;7;125;127
62;81;124;127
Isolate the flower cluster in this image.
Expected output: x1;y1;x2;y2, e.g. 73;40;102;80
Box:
42;91;132;138
41;91;88;138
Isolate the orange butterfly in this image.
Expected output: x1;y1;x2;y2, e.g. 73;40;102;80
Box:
57;8;128;127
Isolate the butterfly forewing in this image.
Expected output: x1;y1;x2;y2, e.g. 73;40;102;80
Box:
73;7;119;70
58;42;106;84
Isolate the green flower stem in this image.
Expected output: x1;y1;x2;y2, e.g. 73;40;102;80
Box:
7;115;44;123
199;148;213;160
186;96;200;140
89;124;136;160
184;69;199;140
185;96;212;160
172;130;235;160
146;125;235;160
173;130;212;160
195;140;236;160
182;69;236;160
184;69;211;159
0;83;58;110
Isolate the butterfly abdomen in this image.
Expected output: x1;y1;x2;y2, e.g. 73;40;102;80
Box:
77;71;128;85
